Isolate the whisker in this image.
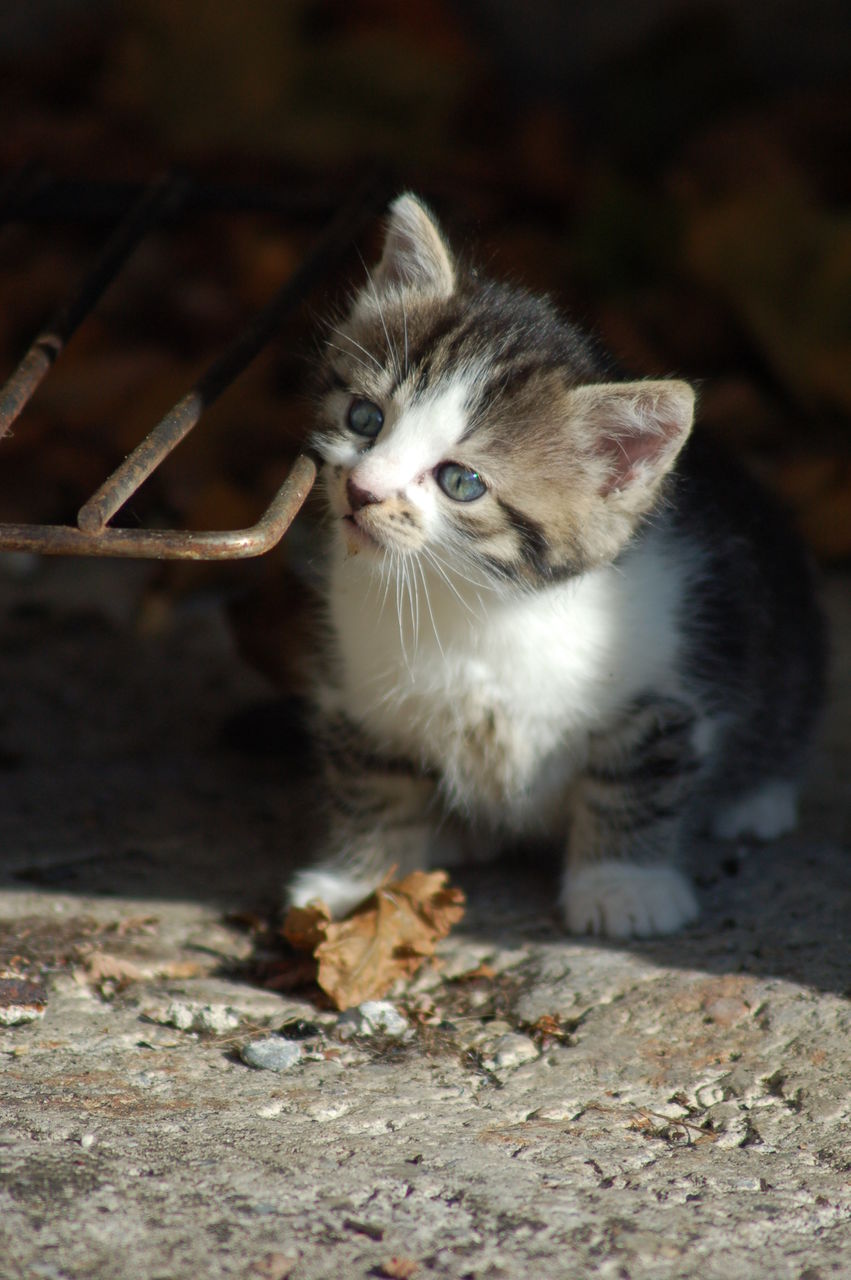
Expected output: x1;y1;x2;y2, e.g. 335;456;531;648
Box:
329;326;383;374
401;292;409;380
443;536;514;598
426;544;492;610
323;340;374;378
358;252;401;383
380;550;394;614
394;552;412;672
408;555;420;650
401;557;413;660
422;547;481;618
417;553;446;659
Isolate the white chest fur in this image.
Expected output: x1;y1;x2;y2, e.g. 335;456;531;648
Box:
323;531;688;830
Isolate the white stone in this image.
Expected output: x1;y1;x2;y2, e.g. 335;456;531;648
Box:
153;1001;242;1034
241;1038;303;1072
256;1100;286;1118
0;1003;45;1027
337;1001;409;1038
484;1033;539;1071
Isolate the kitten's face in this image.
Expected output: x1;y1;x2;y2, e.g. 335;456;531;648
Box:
313;196;695;588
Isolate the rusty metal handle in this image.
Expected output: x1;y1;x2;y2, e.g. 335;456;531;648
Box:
0;453;316;560
0;170;387;560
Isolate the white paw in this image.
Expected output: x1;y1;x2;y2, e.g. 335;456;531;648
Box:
561;862;699;938
710;780;798;841
286;868;377;918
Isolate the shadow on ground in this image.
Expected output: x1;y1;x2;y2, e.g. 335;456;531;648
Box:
0;560;847;995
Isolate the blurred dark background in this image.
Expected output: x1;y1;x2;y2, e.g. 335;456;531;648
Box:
0;0;849;626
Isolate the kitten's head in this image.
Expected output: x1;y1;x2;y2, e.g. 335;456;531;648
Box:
313;194;694;588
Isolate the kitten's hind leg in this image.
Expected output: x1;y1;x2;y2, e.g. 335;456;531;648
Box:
561;697;702;939
285;718;439;918
709;779;798;841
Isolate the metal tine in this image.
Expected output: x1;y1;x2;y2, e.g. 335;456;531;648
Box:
0;452;316;560
0;172;187;442
76;172;385;534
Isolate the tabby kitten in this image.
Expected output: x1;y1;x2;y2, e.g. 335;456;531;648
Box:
286;194;824;938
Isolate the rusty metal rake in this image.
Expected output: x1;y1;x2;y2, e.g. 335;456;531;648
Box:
0;171;384;559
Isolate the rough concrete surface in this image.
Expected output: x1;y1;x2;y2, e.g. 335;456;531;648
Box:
0;559;848;1280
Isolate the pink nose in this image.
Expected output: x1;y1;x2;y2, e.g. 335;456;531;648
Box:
346;477;380;511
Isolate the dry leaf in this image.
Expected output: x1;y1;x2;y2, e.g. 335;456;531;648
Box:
378;1258;419;1279
260;953;324;994
527;1013;574;1047
282;902;332;953
78;951;146;985
248;1253;296;1280
106;916;160;938
281;871;465;1010
75;950;202;990
449;962;496;982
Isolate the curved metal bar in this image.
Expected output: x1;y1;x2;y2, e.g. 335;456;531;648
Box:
0;453;316;561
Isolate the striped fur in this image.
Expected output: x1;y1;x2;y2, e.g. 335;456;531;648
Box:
286;195;825;938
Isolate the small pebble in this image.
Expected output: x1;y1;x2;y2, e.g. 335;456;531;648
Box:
256;1100;285;1118
337;1001;409;1039
161;1001;241;1034
0;977;47;1026
484;1033;539;1071
241;1037;303;1072
694;1078;729;1108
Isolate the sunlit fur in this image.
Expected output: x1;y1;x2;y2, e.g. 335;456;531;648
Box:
287;195;825;939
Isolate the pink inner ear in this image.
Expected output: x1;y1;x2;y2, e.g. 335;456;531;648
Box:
596;428;670;495
591;388;690;496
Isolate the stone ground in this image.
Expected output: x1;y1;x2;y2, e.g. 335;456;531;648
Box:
0;558;848;1280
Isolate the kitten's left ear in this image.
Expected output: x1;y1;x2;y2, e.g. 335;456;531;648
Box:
372;194;456;298
568;380;695;500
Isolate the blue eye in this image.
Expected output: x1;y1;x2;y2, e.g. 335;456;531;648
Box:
347;397;384;438
436;462;487;502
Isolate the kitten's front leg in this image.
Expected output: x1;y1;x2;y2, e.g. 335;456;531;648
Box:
286;714;439;918
561;697;701;938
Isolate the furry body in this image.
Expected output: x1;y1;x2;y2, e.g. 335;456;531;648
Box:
287;195;824;938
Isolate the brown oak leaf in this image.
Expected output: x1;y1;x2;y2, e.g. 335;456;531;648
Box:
281;871;465;1010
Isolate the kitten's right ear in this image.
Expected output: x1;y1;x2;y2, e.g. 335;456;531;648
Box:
372;194;456;298
568;380;695;501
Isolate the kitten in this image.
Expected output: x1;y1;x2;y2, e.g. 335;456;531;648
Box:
286;193;825;938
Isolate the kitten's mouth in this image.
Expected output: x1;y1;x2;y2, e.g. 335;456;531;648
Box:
342;513;381;553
